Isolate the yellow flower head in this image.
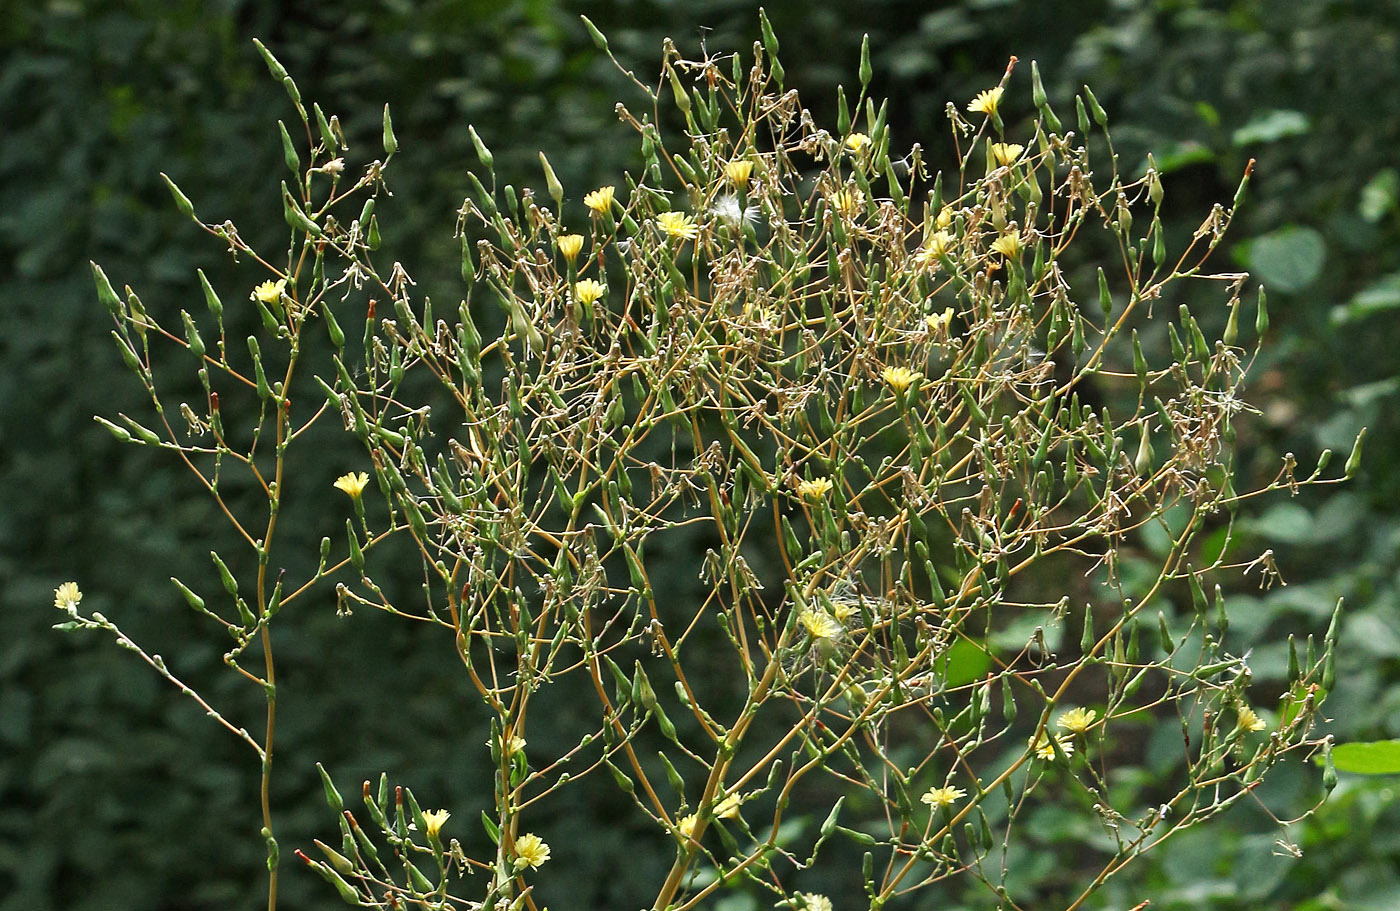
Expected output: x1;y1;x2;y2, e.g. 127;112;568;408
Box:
1030;732;1074;761
830;599;858;625
677;813;698;840
54;581;83;611
990;142;1025;167
1056;707;1098;735
513;832;551;870
334;472;370;499
830;186;864;219
724;159;754;187
657;211;699;240
1237;705;1266;733
845;132;871;153
584;185;616;214
936;205;955;229
920;785;967;809
927;307;955;336
251;279;287;305
991;232;1023;259
422;809;450;839
573;279;607;306
882;366;922;394
915;231;956;266
796;477;833;500
798;609;842;642
713;792;743;820
968;86;1004;116
557;233;585;261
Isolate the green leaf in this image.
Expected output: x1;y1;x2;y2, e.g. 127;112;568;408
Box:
1231;109;1309;146
941;638;992;687
1331;271;1400;324
1245;225;1325;293
1359;168;1399;222
1331;740;1400;775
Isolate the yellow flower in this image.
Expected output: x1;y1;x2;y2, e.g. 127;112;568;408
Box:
801;895;833;911
584;185;615;214
882;366;922;393
513;832;550;869
845;132;871;153
1057;707;1098;735
1237;705;1266;732
657;211;699;240
796;477;833;500
991;232;1023;258
557;233;584;261
422;809;450;839
573;279;607;306
990;142;1025;167
677;813;698;839
334;472;370;499
920;785;967;809
830;599;858;625
830;186;864;218
251;279;286;304
713;792;742;820
968;86;1004;116
927;307;955;336
915;230;956;268
936;205;955;229
724;159;754;187
1030;732;1074;761
798;609;842;642
54;581;83;611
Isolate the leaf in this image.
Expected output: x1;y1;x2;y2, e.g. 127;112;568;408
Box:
1359;168;1399;222
1331;271;1400;324
940;638;992;687
1245;225;1325;293
1151;140;1215;174
1331;739;1400;775
1231;109;1310;146
1250;501;1313;544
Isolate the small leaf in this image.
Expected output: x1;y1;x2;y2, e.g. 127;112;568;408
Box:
1232;109;1310;146
1245;226;1325;293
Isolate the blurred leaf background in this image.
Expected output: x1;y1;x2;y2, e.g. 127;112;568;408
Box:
4;0;1399;908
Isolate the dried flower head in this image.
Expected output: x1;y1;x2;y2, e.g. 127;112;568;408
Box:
1057;707;1098;735
920;785;967;809
657;211;699;240
573;279;607;306
796;477;834;500
251;279;286;304
711;195;757;230
882;366;922;393
968;86;1004;116
513;833;550;870
583;185;616;214
723;159;754;187
54;581;82;612
557;233;585;261
334;472;370;498
802;895;833;911
990;142;1025;167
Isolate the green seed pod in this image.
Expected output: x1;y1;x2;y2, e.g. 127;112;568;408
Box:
539;150;564;207
1345;427;1366;479
1256;285;1269;336
313;103;336;150
580;14;609;50
171;577;205;613
1097;267;1113;323
381;103;397;156
159;172;195;220
1083;85;1108;126
181;310;205;359
210;551;238;595
278;120;300;177
859;34;872;88
346;519;364;572
197;269;223;324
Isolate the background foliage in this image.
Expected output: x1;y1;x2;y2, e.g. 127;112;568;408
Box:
4;1;1398;909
